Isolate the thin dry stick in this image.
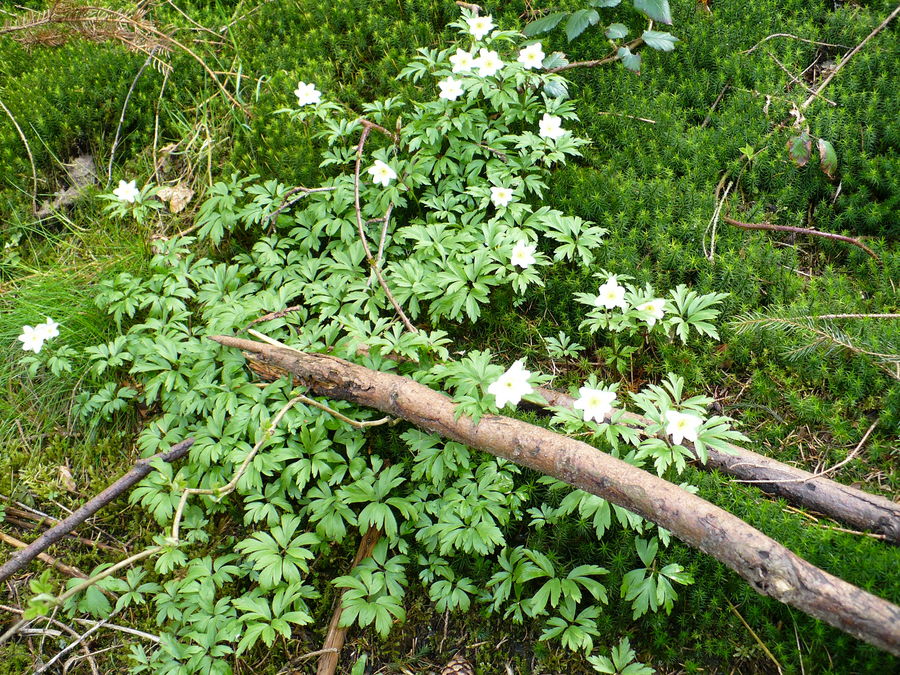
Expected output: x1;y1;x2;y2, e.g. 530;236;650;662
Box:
737;420;879;485
549;37;645;74
34;611;116;675
0;531;88;580
801;4;900;109
701;83;730;128
0;545;161;647
152;67;171;185
0;608;100;675
705;180;733;261
767;52;836;106
108;49;158;185
595;110;656;124
316;526;382;675
743;33;850;55
0;95;38;214
722;216;880;261
3;511;121;554
727;598;784;674
265;185;337;228
353;125;417;333
0;438;194;585
814;313;900;320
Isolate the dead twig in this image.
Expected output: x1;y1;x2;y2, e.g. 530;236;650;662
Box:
108;48;158;185
0;439;194;585
548;37;644;74
0;95;38;214
0;531;89;581
767;52;836;106
721;216;880;261
801;4;900;109
742;33;850;55
316;526;383;675
700;83;730;128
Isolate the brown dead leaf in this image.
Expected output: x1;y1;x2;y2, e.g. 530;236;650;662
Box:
58;465;77;492
157;184;194;213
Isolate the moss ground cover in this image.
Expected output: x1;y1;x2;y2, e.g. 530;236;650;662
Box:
1;1;897;673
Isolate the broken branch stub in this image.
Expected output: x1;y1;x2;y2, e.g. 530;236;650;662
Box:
210;336;900;656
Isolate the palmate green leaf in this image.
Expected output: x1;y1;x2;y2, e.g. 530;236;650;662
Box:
524;12;569;37
641;30;678;51
633;0;672;24
566;9;600;42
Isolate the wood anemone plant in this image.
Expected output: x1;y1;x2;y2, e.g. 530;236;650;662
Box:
210;335;900;656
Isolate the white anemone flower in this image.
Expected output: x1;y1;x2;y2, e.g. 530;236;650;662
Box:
636;298;666;327
113;180;140;204
487;359;534;408
573;387;617;423
474;48;503;77
595;277;628;311
665;410;704;446
367;160;398;187
466;14;495;40
17;325;45;354
510;241;537;269
517;42;545;70
538;113;566;140
438;76;464;101
35;317;60;341
294;81;322;107
490;186;514;208
450;48;475;73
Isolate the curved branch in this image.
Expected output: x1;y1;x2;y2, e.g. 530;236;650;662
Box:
548;38;644;74
722;216;880;261
210;336;900;655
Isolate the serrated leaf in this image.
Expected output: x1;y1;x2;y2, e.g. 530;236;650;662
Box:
543;79;569;99
566;9;600;42
642;30;678;51
787;130;812;167
618;46;641;74
817;138;837;178
541;51;569;69
634;0;673;24
606;23;629;39
524;12;568;36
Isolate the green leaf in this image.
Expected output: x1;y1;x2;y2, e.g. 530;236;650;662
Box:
524;12;568;37
817;138;837;178
633;0;673;24
618;46;641;74
605;23;629;39
541;51;569;69
590;0;622;6
566;9;600;42
787;130;812;167
642;30;678;51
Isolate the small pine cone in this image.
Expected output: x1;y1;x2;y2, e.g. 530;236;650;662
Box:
441;654;474;675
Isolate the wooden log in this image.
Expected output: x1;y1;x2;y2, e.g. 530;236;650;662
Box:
210;336;900;656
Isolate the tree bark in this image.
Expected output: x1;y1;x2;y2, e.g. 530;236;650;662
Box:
210;336;900;656
535;388;900;544
0;438;194;585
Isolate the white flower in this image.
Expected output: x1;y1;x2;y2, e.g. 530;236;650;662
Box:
510;241;537;269
517;42;545;70
450;48;475;73
474;48;503;77
17;325;45;354
595;277;628;310
538;113;566;140
665;410;704;446
573;387;617;423
490;186;514;208
294;81;322;107
466;14;495;40
367;160;398;187
636;298;666;327
487;359;534;409
35;317;60;341
438;76;464;101
113;180;140;204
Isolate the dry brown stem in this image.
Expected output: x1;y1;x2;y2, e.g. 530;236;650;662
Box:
210;337;900;655
722;216;880;261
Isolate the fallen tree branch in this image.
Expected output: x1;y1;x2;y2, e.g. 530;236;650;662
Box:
533;388;900;544
722;216;880;261
316;526;382;675
548;37;645;74
238;344;900;543
0;531;88;580
0;438;194;585
211;336;900;655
